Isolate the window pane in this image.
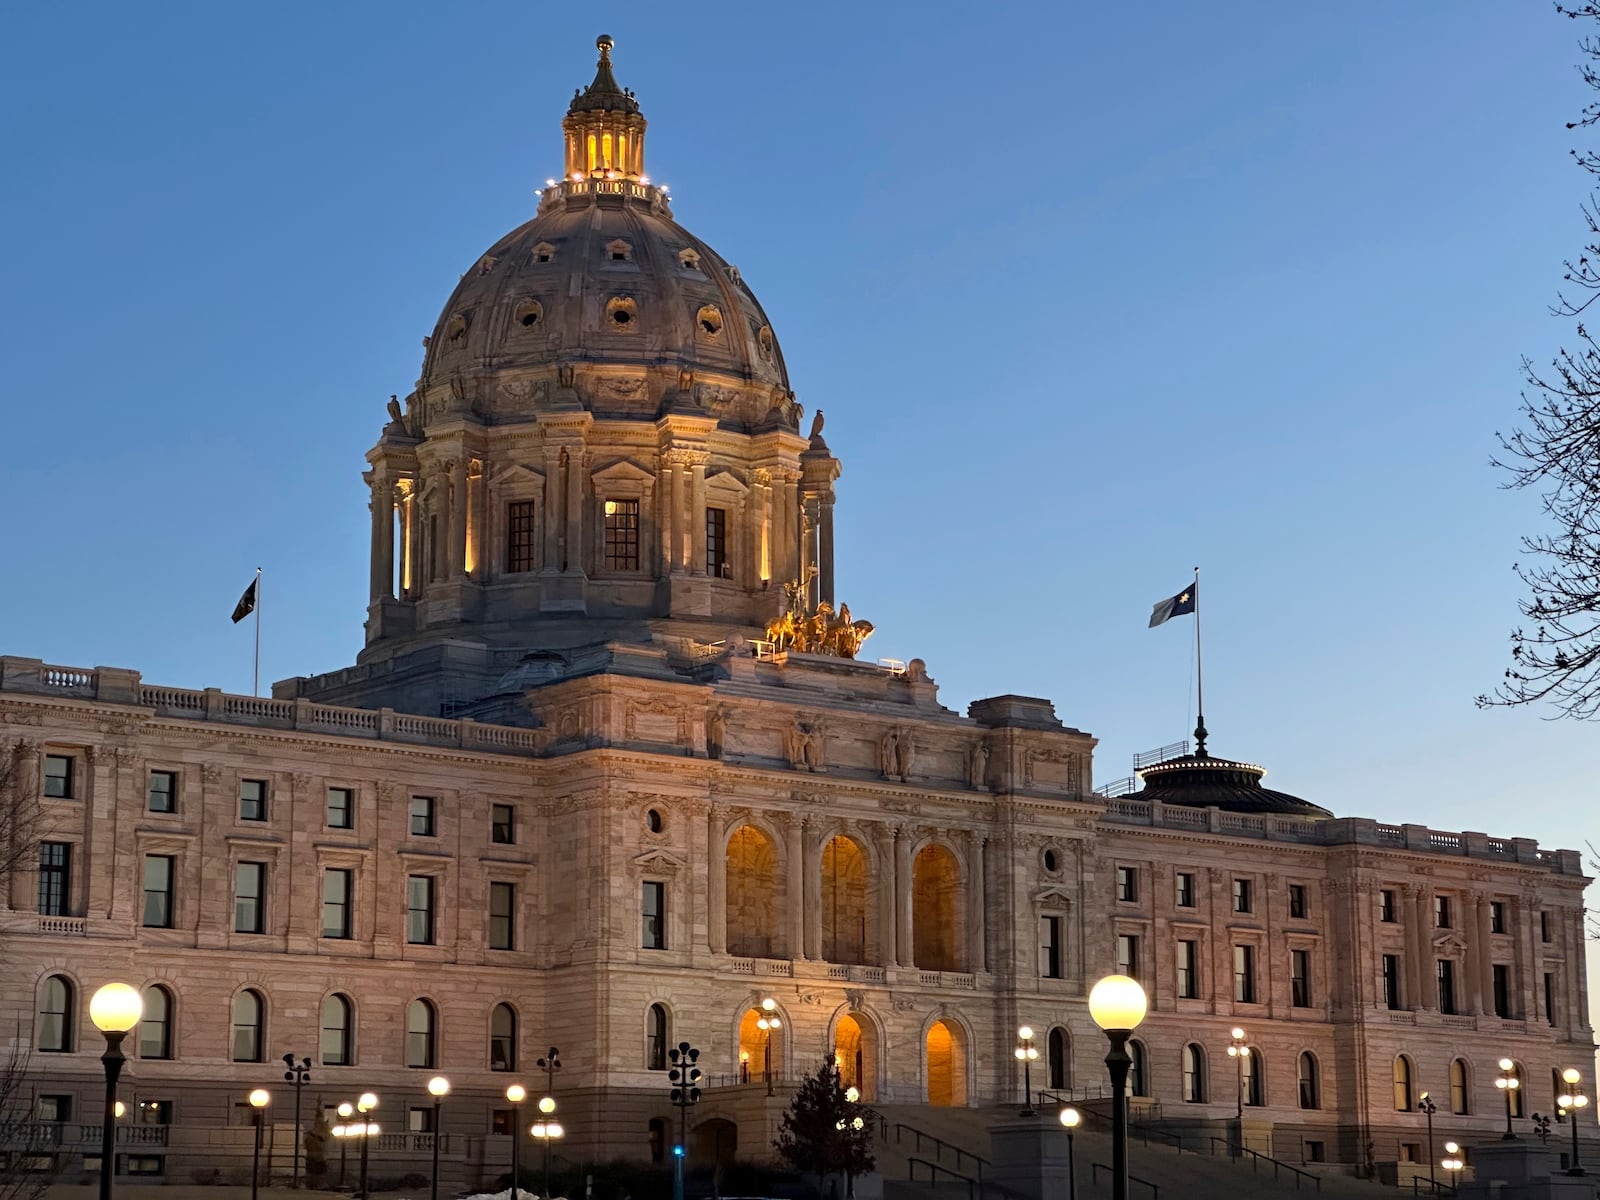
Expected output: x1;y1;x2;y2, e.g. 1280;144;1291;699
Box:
327;788;353;829
406;1000;434;1068
38;843;70;916
321;996;350;1066
410;797;435;837
43;755;72;798
489;882;515;951
507;501;538;573
322;869;352;939
142;856;174;928
706;507;729;577
642;881;665;949
604;499;640;570
407;876;435;945
148;771;177;813
239;780;267;821
232;992;262;1062
491;804;515;844
39;977;73;1052
139;988;172;1060
491;1003;516;1071
235;863;264;933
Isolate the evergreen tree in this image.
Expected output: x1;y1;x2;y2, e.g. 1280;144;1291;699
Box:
774;1059;876;1195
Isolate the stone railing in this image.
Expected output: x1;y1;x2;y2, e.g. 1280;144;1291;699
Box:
0;657;542;759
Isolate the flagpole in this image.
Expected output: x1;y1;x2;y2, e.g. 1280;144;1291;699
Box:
1193;565;1206;756
253;568;262;698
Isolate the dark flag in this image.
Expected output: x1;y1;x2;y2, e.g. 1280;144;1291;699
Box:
1148;581;1197;628
231;578;258;624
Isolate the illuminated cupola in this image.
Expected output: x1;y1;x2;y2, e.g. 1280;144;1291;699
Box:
562;35;647;181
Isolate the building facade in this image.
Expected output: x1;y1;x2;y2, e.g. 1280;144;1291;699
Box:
0;35;1592;1186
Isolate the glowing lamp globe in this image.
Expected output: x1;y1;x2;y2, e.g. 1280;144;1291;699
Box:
1018;1025;1034;1041
428;1076;450;1098
1445;1142;1460;1155
337;1103;354;1118
113;1101;127;1118
1060;1107;1081;1129
1499;1058;1515;1072
845;1087;860;1104
249;1089;270;1108
1564;1068;1582;1085
89;982;143;1033
358;1092;378;1111
505;1084;527;1104
1088;975;1148;1032
538;1096;556;1115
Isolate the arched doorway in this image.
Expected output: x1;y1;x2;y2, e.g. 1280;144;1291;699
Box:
737;1002;784;1083
726;825;782;958
1047;1027;1070;1090
822;835;871;964
834;1012;879;1100
693;1117;738;1166
912;844;964;971
925;1019;968;1107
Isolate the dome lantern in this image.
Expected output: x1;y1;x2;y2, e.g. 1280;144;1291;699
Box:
563;35;647;182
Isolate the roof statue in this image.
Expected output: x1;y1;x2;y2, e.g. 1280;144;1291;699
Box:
765;569;874;658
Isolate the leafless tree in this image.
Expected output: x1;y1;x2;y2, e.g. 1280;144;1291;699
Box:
1482;5;1600;718
0;748;52;1200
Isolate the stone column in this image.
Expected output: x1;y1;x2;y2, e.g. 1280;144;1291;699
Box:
668;463;686;572
1412;885;1435;1011
543;451;563;571
449;458;469;578
757;473;773;583
801;497;818;606
369;473;394;601
564;447;584;573
965;832;986;975
708;808;726;954
786;816;805;961
803;821;823;961
395;481;415;595
819;498;836;605
656;461;673;575
433;461;452;582
1471;894;1492;1015
690;461;708;575
895;827;914;969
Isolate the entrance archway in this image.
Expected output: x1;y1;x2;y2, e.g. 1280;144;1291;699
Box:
925;1019;968;1107
693;1117;738;1166
737;1003;784;1083
834;1012;879;1100
821;835;871;964
726;824;782;958
912;844;964;971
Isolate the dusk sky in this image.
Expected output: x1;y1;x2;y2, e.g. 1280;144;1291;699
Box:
2;3;1594;937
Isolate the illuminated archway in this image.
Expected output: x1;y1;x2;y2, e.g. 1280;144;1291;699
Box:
913;844;964;971
737;1002;784;1083
822;835;871;964
925;1018;968;1107
726;824;783;958
834;1012;880;1101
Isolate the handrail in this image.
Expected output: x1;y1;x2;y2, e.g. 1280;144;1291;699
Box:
1041;1095;1181;1152
1208;1138;1321;1190
1412;1179;1456;1196
907;1157;975;1200
878;1117;988;1179
1090;1163;1160;1199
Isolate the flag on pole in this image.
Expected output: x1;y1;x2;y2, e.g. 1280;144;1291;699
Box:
1148;581;1198;628
231;578;258;624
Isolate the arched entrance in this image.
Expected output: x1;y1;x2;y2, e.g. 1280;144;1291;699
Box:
737;1002;784;1083
913;844;964;971
693;1117;738;1166
833;1012;879;1100
925;1019;968;1107
821;835;871;964
726;824;782;958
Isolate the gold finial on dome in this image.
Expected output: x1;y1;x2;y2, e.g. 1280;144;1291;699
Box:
597;33;614;61
564;34;647;182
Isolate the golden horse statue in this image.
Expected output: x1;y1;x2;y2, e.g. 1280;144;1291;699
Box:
763;582;875;660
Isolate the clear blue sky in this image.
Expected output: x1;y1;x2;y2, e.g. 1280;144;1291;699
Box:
1;4;1594;881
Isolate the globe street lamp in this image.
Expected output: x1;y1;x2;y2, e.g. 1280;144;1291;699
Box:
537;1047;562;1100
334;1103;354;1189
427;1077;450;1200
248;1089;271;1200
89;983;143;1200
1496;1059;1520;1140
1089;974;1147;1200
1059;1107;1081;1200
1226;1028;1249;1120
531;1098;563;1200
1442;1142;1464;1189
1557;1067;1588;1175
355;1092;378;1200
505;1084;527;1200
1418;1092;1438;1192
1014;1027;1039;1117
757;999;782;1097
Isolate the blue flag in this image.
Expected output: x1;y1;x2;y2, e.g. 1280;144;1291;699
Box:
1148;581;1197;628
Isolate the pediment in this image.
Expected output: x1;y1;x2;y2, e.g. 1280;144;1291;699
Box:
705;469;749;496
1032;886;1075;911
489;462;546;488
633;848;688;873
590;459;655;486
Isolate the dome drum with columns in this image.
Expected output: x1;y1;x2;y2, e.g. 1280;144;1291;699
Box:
359;37;837;699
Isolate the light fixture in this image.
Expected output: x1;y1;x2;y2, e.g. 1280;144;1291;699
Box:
1088;975;1148;1033
90;983;144;1033
427;1076;450;1098
505;1084;527;1104
538;1096;556;1115
1089;975;1147;1200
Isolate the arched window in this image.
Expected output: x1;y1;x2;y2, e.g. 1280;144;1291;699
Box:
320;994;353;1066
1182;1044;1206;1103
38;976;74;1053
1047;1027;1069;1090
490;1003;516;1072
1508;1062;1525;1118
139;986;173;1060
1128;1040;1148;1098
1393;1055;1414;1112
406;999;437;1069
646;1004;668;1071
1449;1058;1470;1115
648;1117;666;1165
1243;1047;1264;1107
1297;1052;1320;1110
231;990;264;1063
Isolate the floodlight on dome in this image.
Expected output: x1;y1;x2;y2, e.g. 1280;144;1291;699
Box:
1088;975;1148;1032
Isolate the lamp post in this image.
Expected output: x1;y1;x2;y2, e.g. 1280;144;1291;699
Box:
1059;1107;1080;1200
355;1092;378;1200
1496;1059;1521;1139
1418;1092;1437;1192
1014;1027;1039;1116
505;1084;527;1200
667;1042;702;1200
757;999;781;1097
1442;1142;1463;1192
1558;1068;1588;1175
89;982;144;1200
335;1103;354;1189
1225;1027;1249;1158
282;1053;312;1188
537;1047;561;1099
531;1098;563;1199
249;1089;271;1200
1088;974;1147;1200
427;1077;450;1200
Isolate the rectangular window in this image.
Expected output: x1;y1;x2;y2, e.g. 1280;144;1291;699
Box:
326;787;353;830
408;1107;434;1134
1492;963;1511;1018
37;1096;71;1123
1436;958;1457;1014
1039;916;1062;979
1291;948;1311;1007
1177;939;1199;999
491;1109;513;1137
1288;884;1308;920
1544;972;1556;1025
1383;953;1403;1009
136;1101;173;1126
489;881;516;951
1435;894;1451;929
142;855;174;929
506;500;538;573
1233;944;1257;1003
234;862;265;934
1175;871;1195;908
1115;865;1138;903
407;875;435;945
322;868;353;939
238;779;267;822
43;754;73;799
642;881;666;949
491;803;515;845
409;795;436;837
1380;889;1396;922
147;770;177;813
706;506;729;578
37;843;71;916
122;1157;164;1177
1305;1142;1325;1164
604;498;640;571
1233;878;1253;914
1490;900;1506;934
1116;933;1139;979
1540;911;1551;942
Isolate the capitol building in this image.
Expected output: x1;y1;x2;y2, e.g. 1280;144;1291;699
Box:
0;36;1592;1187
